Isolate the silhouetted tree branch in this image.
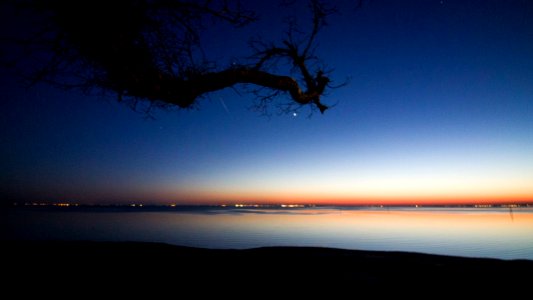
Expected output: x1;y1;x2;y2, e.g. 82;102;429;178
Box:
3;0;337;114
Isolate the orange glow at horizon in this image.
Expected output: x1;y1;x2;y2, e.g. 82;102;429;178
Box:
157;187;533;205
155;162;533;205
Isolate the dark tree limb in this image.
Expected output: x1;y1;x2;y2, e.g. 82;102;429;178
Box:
140;67;329;113
3;0;337;114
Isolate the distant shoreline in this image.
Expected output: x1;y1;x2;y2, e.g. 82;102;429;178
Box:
4;202;533;209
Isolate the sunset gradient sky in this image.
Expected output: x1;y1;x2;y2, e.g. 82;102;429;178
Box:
1;0;533;205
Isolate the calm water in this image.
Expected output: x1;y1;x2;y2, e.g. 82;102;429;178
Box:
3;206;533;260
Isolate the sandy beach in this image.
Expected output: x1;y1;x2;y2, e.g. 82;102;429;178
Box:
5;240;532;293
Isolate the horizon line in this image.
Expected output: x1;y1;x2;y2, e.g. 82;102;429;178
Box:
8;202;533;208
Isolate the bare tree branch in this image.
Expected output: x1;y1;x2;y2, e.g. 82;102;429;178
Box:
2;0;339;115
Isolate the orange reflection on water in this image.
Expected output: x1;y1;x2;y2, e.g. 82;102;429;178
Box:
231;208;531;233
167;207;533;259
6;207;533;259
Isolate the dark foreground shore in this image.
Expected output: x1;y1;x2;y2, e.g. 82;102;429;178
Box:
5;241;532;294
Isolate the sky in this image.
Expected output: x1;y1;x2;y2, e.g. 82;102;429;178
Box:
1;0;533;205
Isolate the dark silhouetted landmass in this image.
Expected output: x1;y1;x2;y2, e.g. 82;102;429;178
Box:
4;241;532;295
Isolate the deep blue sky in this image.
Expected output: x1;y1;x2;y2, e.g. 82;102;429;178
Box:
1;0;533;205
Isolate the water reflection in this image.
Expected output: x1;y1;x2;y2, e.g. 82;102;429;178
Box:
5;207;533;260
